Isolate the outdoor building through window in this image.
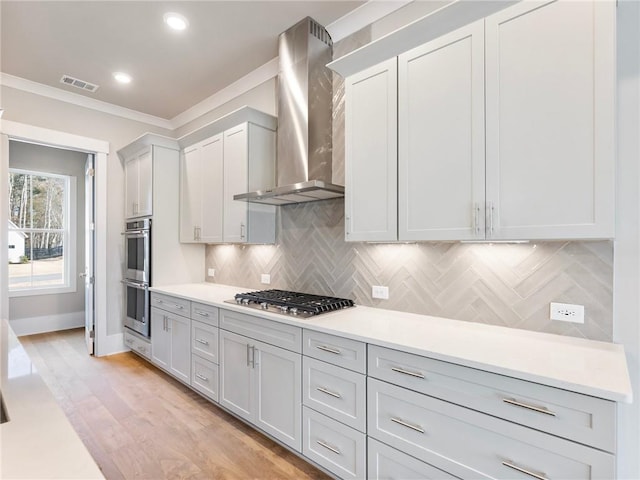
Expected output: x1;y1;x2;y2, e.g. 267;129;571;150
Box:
8;169;75;295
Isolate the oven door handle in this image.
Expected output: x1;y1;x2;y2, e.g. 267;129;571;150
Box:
121;230;149;236
121;280;148;290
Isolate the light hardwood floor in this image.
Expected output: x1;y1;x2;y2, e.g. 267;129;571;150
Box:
19;328;329;480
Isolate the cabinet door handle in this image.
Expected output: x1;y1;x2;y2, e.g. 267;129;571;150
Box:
252;346;259;368
390;417;425;434
345;215;351;237
316;345;341;355
502;398;556;416
316;440;341;455
473;202;481;235
391;367;425;379
240;223;246;240
195;310;209;317
501;461;548;480
194;226;197;241
487;201;495;237
246;344;251;366
197;226;201;241
316;387;342;399
174;303;184;310
195;338;209;346
195;373;209;382
163;315;167;331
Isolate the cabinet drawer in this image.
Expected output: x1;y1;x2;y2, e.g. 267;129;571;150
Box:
368;437;459;480
368;379;614;480
190;302;219;326
302;407;366;480
124;330;151;360
191;320;219;364
220;309;301;353
151;293;190;316
303;357;366;432
303;330;366;373
368;344;615;451
191;355;219;402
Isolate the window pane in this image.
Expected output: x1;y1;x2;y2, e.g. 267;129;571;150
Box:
31;175;65;229
8;234;65;289
8;172;31;228
8;234;32;289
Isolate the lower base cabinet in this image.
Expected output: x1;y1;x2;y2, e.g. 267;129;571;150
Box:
150;307;191;383
219;329;302;451
303;407;366;479
367;437;459;480
124;330;151;360
191;354;219;402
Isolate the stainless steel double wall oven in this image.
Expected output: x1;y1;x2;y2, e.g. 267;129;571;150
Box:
123;218;151;337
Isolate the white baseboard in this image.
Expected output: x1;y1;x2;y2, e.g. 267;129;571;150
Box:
10;311;84;336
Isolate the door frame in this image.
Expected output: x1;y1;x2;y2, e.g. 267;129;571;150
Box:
1;120;109;355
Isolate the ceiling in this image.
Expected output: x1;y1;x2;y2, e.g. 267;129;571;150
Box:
0;1;364;120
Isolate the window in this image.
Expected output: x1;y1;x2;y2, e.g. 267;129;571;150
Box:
7;169;76;296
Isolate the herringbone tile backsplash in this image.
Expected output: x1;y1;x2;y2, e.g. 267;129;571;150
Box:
206;200;613;341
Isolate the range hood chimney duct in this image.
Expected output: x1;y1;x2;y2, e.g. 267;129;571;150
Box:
234;17;344;206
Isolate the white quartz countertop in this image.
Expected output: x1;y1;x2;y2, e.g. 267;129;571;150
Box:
0;320;104;479
151;283;633;403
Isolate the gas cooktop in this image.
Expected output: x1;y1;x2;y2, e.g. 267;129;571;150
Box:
226;289;355;318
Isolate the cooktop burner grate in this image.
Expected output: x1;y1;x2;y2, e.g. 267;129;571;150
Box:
232;289;355;316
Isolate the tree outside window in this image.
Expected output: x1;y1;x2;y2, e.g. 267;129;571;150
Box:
7;169;75;295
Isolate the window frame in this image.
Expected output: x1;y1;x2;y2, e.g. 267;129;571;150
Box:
7;168;77;297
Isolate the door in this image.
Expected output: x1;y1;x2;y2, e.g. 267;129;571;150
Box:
179;145;201;242
254;340;302;451
398;20;485;241
200;135;224;242
84;154;96;355
345;58;398;242
220;329;253;421
223;124;248;243
484;0;615;239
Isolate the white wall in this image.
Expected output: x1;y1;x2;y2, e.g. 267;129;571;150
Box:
613;0;640;477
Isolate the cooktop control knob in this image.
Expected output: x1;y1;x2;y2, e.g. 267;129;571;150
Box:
235;298;242;304
290;308;298;315
241;298;250;306
279;306;288;313
260;302;268;310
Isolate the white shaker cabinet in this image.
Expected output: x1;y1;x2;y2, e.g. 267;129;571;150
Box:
344;58;398;242
484;0;615;240
222;123;276;244
342;0;615;242
219;313;302;451
150;304;191;384
179;134;224;243
398;20;485;241
124;146;153;219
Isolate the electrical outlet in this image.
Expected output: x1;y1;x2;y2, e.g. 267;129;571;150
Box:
261;274;271;285
550;302;584;324
372;285;389;300
207;268;215;278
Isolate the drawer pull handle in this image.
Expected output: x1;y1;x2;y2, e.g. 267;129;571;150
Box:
391;367;425;379
174;304;184;310
503;398;556;417
316;440;341;455
195;310;209;317
316;345;341;355
390;417;425;434
195;373;209;382
195;338;210;346
502;461;548;480
316;387;342;399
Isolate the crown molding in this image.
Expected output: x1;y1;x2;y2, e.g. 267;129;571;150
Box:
0;73;173;130
325;0;413;43
170;57;278;129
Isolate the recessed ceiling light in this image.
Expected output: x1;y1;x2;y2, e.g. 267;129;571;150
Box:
164;12;189;31
113;72;132;84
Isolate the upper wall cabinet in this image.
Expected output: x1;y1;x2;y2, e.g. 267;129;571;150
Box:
343;0;615;242
124;146;153;219
345;58;398;242
178;107;277;245
484;0;615;240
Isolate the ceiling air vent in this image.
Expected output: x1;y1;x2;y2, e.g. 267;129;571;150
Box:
60;75;99;93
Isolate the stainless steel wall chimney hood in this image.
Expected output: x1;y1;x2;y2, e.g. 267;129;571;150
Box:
234;17;343;206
